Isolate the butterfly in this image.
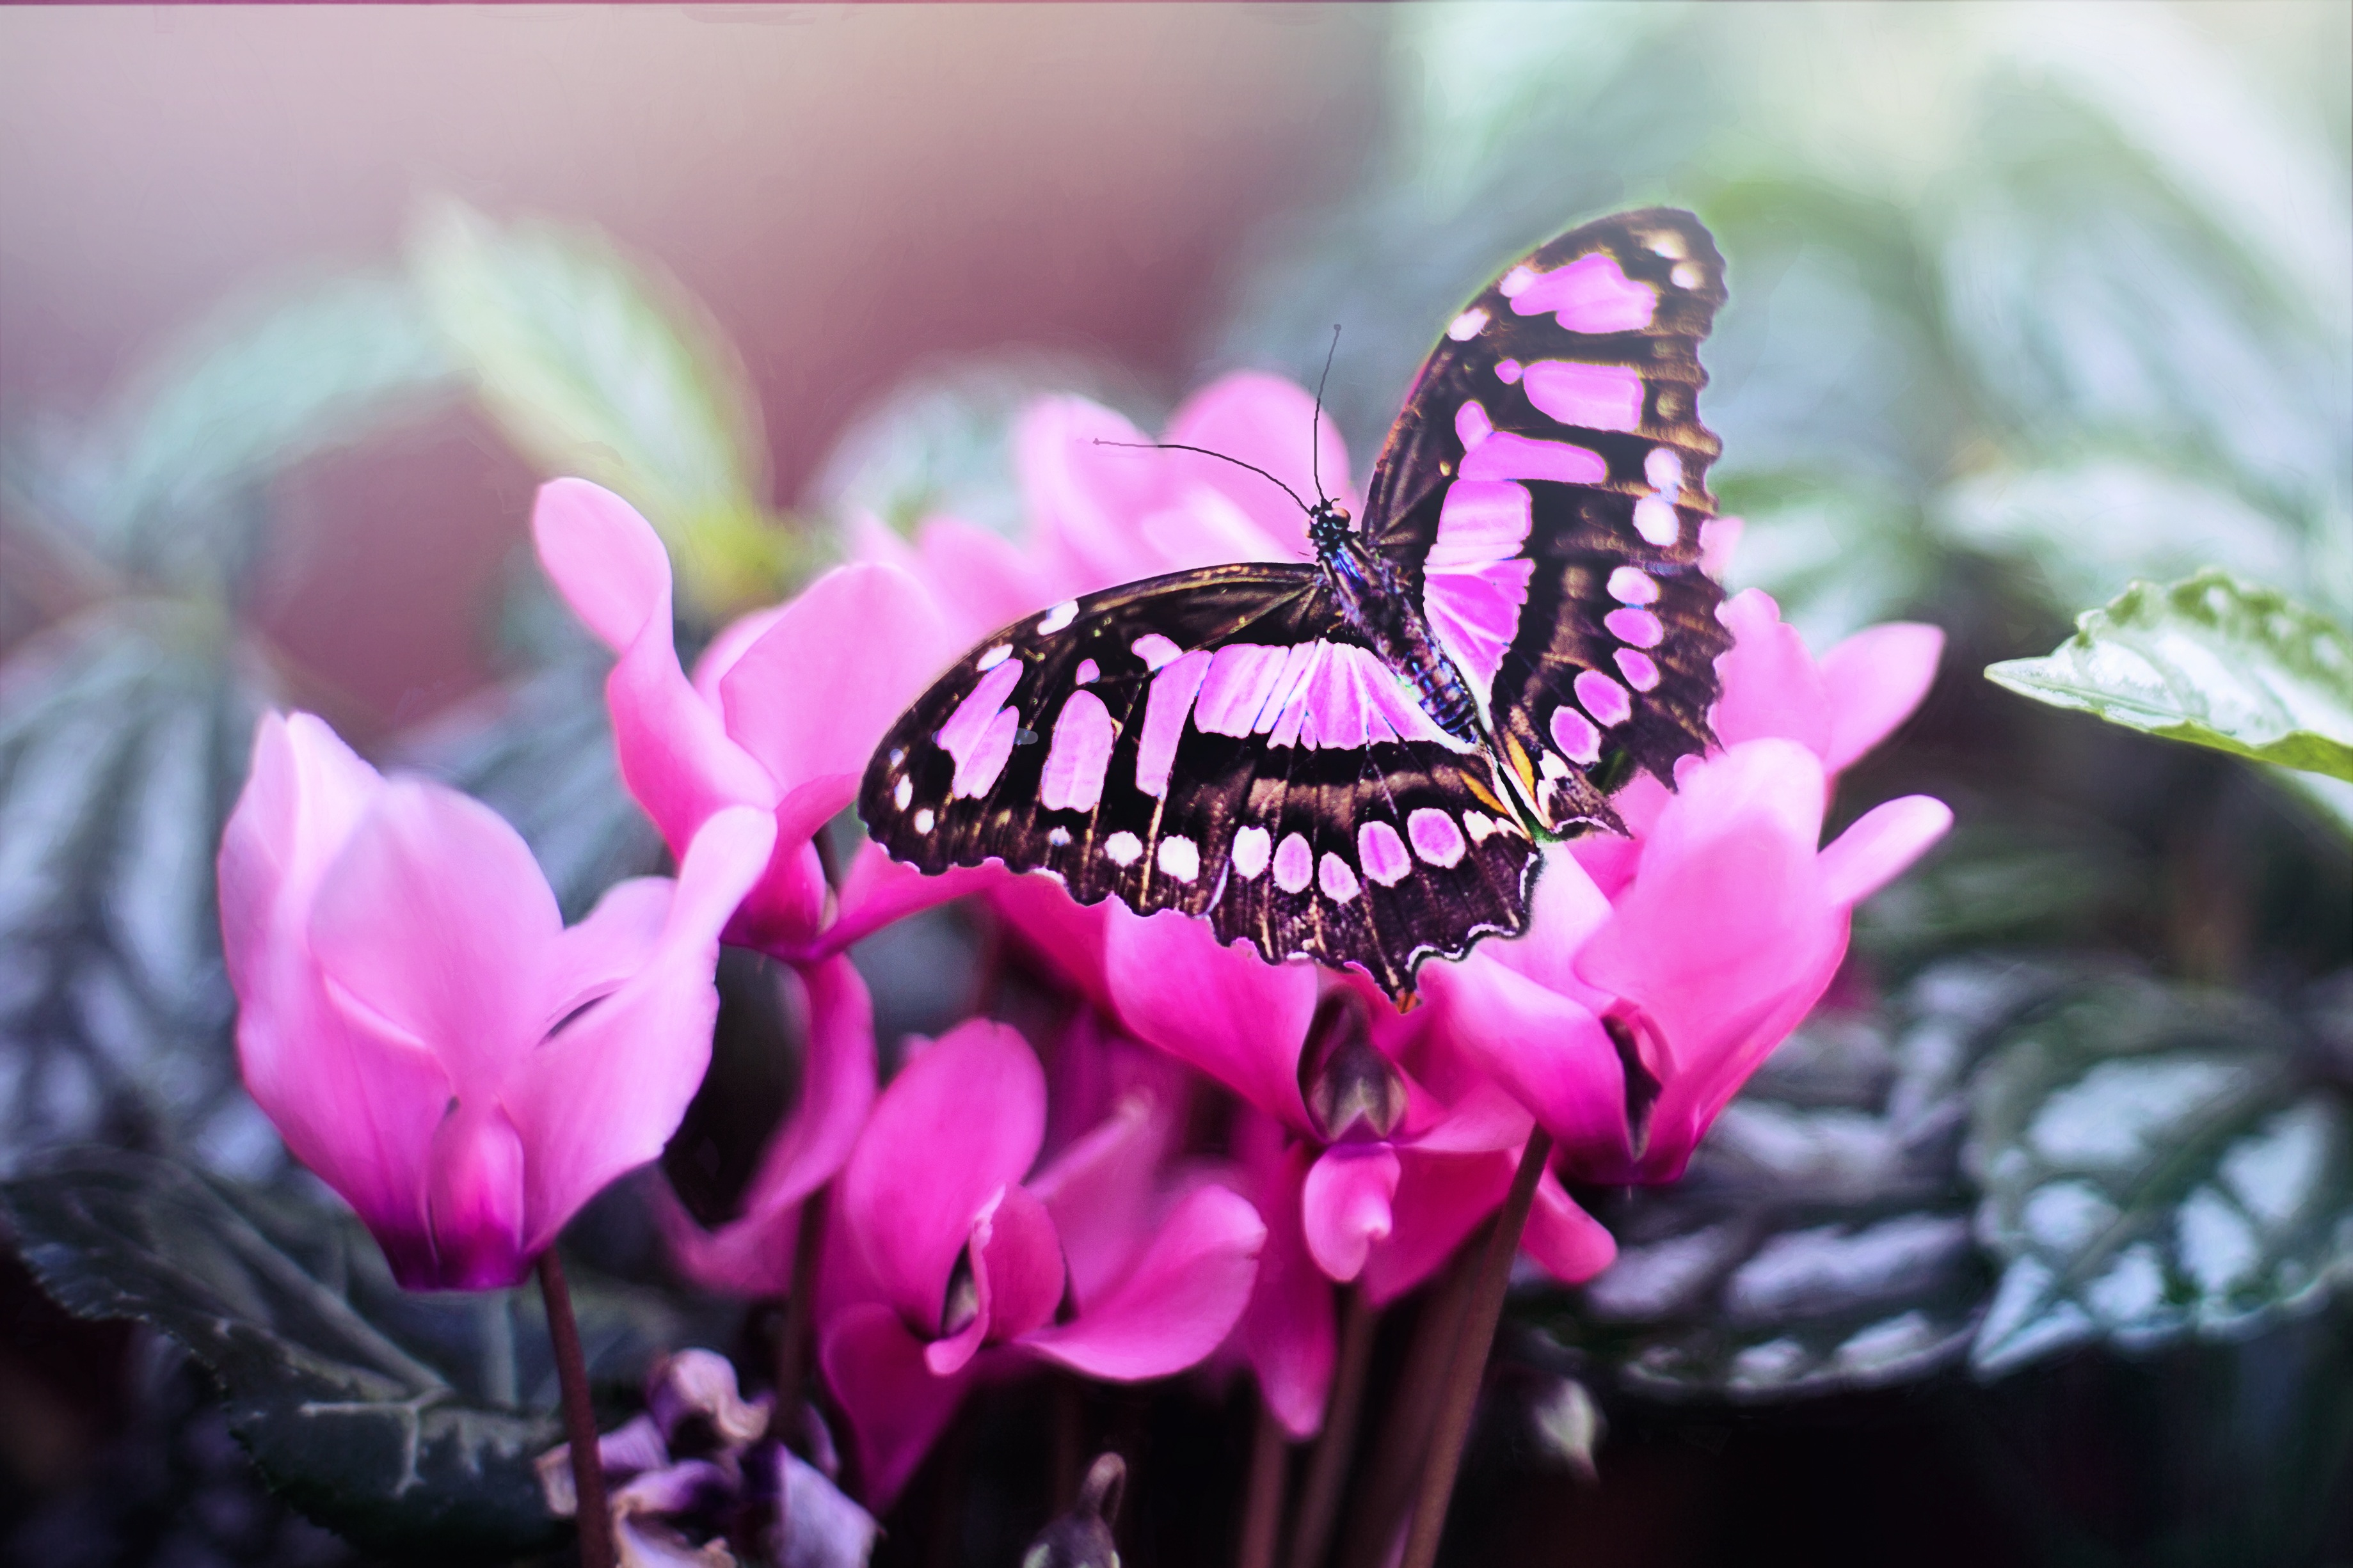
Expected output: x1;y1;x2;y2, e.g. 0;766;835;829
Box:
859;208;1734;1002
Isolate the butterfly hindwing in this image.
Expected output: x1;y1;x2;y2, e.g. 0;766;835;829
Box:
1362;207;1734;831
858;569;1539;997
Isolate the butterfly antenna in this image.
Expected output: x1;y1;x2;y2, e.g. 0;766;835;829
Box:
1092;439;1312;516
1312;322;1341;503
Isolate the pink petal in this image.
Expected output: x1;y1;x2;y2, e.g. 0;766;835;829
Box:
1105;905;1316;1129
660;954;879;1295
1300;1144;1401;1284
1017;396;1170;592
1522;1169;1616;1283
718;564;952;805
1021;1185;1266;1381
1423;957;1627;1159
911;516;1065;646
1711;589;1831;759
927;1184;1064;1375
1819;623;1944;772
506;807;777;1258
1478;844;1613;998
1360;1148;1510;1306
1026;1090;1167;1311
810;845;1002;959
1232;1137;1335;1439
532;479;673;654
818;1303;978;1508
993;877;1115;1012
1818;795;1954;908
1163;372;1339;555
691;603;788;712
606;592;779;859
423;1102;529;1289
1698;515;1743;578
838;1020;1046;1329
307;779;561;1089
543;876;673;1029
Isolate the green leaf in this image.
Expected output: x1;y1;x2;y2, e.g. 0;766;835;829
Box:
1985;570;2353;782
1524;960;2071;1401
4;271;460;597
0;604;276;1176
1965;979;2353;1377
1;1149;692;1560
409;201;789;619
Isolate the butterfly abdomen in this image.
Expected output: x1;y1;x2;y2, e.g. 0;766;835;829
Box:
1319;532;1483;742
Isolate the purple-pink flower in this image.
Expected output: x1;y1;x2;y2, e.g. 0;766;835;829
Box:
534;477;973;962
219;711;774;1289
1428;590;1951;1183
816;1018;1265;1503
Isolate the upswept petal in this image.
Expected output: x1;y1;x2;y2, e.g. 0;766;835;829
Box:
1711;589;1830;757
1231;1135;1335;1439
909;516;1065;646
690;603;787;713
545;877;673;1027
1163;372;1346;554
1017;396;1169;590
1480;845;1614;997
507;806;777;1258
1026;1089;1167;1311
1105;907;1316;1129
1359;1148;1512;1306
819;1303;980;1508
532;479;675;653
306;779;560;1088
1423;957;1625;1158
1819;622;1943;772
1521;1171;1617;1284
1300;1144;1401;1285
1021;1185;1265;1381
806;846;1001;960
1819;795;1954;908
607;603;780;859
839;1020;1046;1329
719;563;952;804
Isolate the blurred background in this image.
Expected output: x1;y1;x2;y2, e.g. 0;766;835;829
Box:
3;4;2349;1566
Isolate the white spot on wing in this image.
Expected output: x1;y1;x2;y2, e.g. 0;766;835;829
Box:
913;807;936;833
1048;827;1072;847
1232;825;1271;880
1499;265;1538;298
977;644;1014;672
1104;831;1143;866
1157;835;1200;883
1670;261;1703;289
1075;658;1100;685
1447;306;1490;340
1037;600;1078;635
1132;633;1183;670
1273;832;1312;893
1318;853;1360;903
893;777;913;811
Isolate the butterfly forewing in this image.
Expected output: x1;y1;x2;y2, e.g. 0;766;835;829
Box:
1362;207;1733;832
858;569;1540;998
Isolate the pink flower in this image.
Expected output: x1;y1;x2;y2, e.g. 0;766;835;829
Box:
657;954;877;1297
850;372;1341;646
1103;910;1615;1436
816;1019;1265;1504
1426;589;1950;1185
534;477;977;961
218;712;774;1290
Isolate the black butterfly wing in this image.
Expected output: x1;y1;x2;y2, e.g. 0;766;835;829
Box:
1361;207;1734;833
859;567;1539;999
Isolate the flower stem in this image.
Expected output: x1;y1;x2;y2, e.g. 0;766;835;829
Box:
1286;1287;1375;1568
1397;1130;1552;1568
538;1248;614;1568
772;1187;829;1435
1238;1396;1289;1568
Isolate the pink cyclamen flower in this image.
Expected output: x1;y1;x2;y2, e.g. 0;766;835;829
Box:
1104;909;1615;1436
219;711;773;1290
534;477;976;960
850;372;1343;648
817;1020;1265;1504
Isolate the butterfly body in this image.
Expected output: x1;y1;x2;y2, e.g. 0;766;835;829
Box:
860;209;1736;1001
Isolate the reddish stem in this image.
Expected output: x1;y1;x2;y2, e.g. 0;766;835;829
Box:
1238;1395;1289;1568
1287;1287;1376;1568
538;1248;615;1568
1398;1130;1552;1568
772;1187;829;1433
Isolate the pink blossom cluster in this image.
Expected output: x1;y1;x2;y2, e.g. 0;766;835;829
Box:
219;372;1949;1507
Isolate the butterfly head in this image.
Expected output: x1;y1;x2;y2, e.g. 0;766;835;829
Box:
1307;498;1355;548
